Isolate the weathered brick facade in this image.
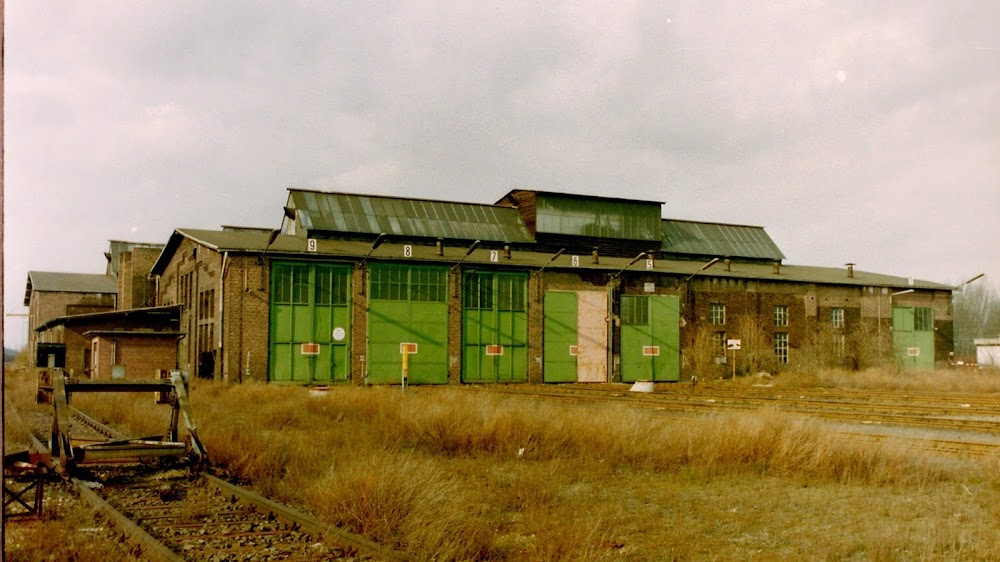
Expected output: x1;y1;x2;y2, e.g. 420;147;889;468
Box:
27;290;115;369
156;239;272;382
88;333;180;379
117;247;161;310
349;265;369;383
219;255;271;382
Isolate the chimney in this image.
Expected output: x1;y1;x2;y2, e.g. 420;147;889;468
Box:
846;263;855;278
724;258;731;272
503;245;511;260
436;239;444;256
772;260;781;275
592;248;600;264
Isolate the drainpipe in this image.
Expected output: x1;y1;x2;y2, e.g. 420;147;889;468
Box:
219;251;229;380
240;266;247;383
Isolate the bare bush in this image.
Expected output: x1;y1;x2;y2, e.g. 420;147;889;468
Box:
735;313;770;375
688;324;725;380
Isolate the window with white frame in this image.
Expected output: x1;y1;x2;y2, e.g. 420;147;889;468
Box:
774;332;789;364
709;303;726;325
774;305;789;327
831;307;845;328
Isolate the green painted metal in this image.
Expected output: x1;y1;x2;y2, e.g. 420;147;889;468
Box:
367;264;449;384
892;306;935;370
534;193;662;241
462;272;528;383
289;190;533;243
620;295;680;382
269;262;351;384
543;291;578;382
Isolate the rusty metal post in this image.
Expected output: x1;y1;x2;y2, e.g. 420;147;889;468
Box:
401;350;409;391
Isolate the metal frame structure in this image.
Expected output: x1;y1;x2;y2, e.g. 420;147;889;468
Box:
45;369;206;471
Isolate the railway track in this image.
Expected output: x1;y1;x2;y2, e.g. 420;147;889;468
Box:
469;383;1000;459
6;397;402;561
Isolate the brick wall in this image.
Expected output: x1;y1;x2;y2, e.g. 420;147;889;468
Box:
219;255;270;382
90;335;178;379
156;244;273;383
349;265;367;384
27;291;115;369
526;271;544;383
118;247;160;310
155;239;228;377
447;269;463;384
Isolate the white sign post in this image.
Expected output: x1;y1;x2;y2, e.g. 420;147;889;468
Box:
726;339;742;379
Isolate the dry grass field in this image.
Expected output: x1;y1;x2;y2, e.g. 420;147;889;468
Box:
5;366;1000;561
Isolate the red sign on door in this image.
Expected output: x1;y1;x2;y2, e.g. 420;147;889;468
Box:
400;342;418;354
568;345;579;356
301;343;321;355
485;344;504;356
642;346;660;356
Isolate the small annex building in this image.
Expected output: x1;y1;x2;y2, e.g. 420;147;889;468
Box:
24;240;168;373
147;188;955;385
33;306;182;379
24;271;118;369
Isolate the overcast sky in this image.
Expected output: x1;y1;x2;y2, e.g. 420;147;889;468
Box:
4;1;999;348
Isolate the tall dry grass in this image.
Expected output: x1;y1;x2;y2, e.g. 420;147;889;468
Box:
188;382;981;559
7;366;1000;560
762;365;1000;393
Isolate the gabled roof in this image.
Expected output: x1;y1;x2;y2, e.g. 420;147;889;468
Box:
150;228;280;275
105;240;165;276
24;271;118;306
661;219;786;261
285;189;534;244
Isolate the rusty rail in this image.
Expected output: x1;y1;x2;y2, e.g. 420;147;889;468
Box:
205;474;407;561
73;481;185;562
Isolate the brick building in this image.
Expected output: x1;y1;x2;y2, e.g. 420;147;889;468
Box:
24;240;170;374
34;306;182;378
23;271;117;369
150;227;275;380
146;188;954;384
107;240;163;310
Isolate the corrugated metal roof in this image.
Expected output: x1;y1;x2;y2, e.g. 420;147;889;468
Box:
661;220;786;261
157;228;951;291
25;271;118;306
287;189;534;243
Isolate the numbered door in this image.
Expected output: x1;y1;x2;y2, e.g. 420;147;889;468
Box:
892;306;935;370
367;264;449;384
270;262;351;384
620;295;680;382
463;272;528;382
542;290;608;383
